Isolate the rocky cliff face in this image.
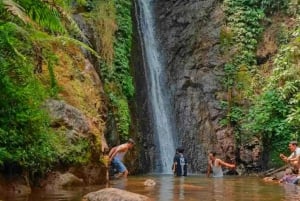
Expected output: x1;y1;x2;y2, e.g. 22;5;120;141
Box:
132;0;234;173
134;0;269;173
152;0;234;172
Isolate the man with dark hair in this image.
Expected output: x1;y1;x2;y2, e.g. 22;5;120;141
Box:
280;141;300;173
207;151;235;178
173;148;188;176
109;138;135;178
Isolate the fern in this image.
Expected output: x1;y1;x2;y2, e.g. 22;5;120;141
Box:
3;0;31;24
41;0;90;43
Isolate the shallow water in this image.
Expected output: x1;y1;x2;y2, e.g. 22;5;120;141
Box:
1;175;300;201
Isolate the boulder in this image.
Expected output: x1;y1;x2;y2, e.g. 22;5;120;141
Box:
44;99;90;139
6;183;31;195
82;188;151;201
40;171;84;190
0;175;31;195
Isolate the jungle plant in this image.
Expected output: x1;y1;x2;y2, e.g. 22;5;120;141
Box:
0;0;99;176
242;17;300;167
221;0;296;168
0;22;59;174
90;0;134;141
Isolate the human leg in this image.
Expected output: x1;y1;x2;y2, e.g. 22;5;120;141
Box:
112;158;128;178
297;155;300;175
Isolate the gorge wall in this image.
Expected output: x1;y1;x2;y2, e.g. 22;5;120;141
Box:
133;0;235;173
153;0;233;172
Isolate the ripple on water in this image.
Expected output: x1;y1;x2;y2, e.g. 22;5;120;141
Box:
1;175;300;201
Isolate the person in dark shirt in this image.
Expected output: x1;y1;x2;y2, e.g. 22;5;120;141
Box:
172;148;180;174
173;148;188;176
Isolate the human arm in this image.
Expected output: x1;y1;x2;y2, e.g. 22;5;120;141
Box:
279;153;289;162
217;159;235;169
108;144;127;161
108;147;117;161
172;162;177;173
206;160;211;177
279;153;297;163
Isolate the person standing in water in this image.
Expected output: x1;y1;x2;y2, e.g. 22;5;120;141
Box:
109;138;135;178
172;148;180;175
173;148;188;176
206;151;235;178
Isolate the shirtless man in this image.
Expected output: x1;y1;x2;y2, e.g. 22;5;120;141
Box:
279;141;300;173
207;151;235;178
109;138;135;178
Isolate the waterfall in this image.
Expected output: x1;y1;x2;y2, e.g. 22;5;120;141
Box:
135;0;176;173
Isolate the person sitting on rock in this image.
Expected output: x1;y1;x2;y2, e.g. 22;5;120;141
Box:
207;151;236;178
109;138;135;178
279;141;300;174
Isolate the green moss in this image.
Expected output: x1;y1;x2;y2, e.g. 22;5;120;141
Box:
0;0;105;176
91;0;134;141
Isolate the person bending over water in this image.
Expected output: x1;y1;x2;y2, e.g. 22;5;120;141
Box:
207;151;236;178
109;138;135;178
279;141;300;174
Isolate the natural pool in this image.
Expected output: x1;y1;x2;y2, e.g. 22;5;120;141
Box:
1;175;300;201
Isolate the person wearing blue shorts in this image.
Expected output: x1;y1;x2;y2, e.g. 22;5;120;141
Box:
109;138;135;178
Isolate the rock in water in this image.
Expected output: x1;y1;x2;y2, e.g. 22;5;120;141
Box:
82;188;151;201
143;179;156;187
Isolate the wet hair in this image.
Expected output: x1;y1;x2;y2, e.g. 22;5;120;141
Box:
128;138;135;145
209;151;216;157
178;148;184;153
289;141;298;146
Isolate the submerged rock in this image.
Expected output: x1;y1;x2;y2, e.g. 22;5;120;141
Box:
143;179;156;187
40;171;84;190
6;183;31;195
82;188;151;201
0;175;31;195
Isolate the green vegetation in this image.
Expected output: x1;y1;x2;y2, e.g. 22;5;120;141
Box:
90;0;134;141
0;0;135;179
111;0;134;140
0;24;57;173
221;0;300;167
245;25;300;165
0;0;105;177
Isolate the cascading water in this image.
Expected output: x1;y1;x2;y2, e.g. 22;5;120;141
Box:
135;0;176;173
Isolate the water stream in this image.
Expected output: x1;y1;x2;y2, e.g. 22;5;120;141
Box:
135;0;176;173
2;176;300;201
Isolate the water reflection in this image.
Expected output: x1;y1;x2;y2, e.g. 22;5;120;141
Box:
178;177;184;200
282;183;300;200
212;178;224;201
2;175;300;201
0;185;102;201
158;175;174;201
